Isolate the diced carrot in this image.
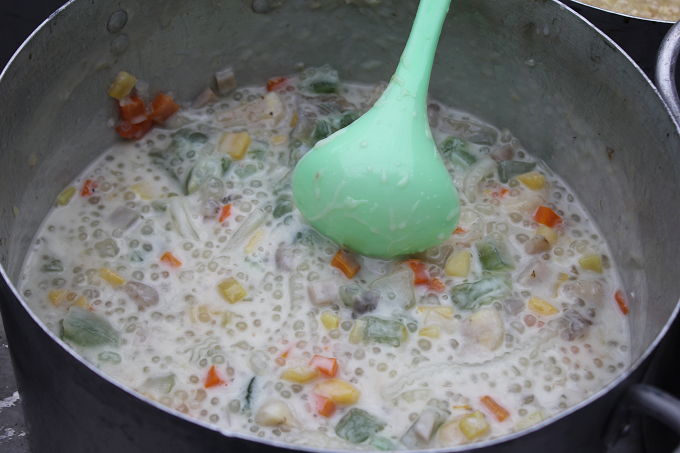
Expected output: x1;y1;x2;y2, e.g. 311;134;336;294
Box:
480;395;510;422
534;206;561;228
161;251;182;268
615;289;629;315
331;250;361;279
81;179;99;197
309;355;338;377
281;348;291;359
118;95;147;124
312;393;336;417
116;119;153;140
402;259;430;284
427;277;446;292
219;204;232;223
204;365;226;388
267;77;288;92
453;227;466;235
147;93;180;124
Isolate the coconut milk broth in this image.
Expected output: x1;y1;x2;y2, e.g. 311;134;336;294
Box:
18;67;630;449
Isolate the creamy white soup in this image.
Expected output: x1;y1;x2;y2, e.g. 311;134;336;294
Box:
18;65;631;449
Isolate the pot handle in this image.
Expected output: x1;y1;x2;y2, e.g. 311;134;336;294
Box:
656;20;680;122
604;384;680;452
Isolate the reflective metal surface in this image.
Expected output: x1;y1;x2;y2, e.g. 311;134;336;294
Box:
1;0;680;451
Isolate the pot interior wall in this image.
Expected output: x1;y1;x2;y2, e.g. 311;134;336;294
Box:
1;0;678;370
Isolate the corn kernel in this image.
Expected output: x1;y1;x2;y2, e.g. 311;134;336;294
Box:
99;267;126;286
130;183;154;200
528;297;558;315
108;71;137;100
446;250;470;277
459;410;489;439
314;379;361;405
217;277;246;303
321;312;340;330
349;319;366;344
57;187;76;206
281;366;319;383
72;296;89;309
48;290;68;306
516;411;543;430
516;171;545;190
219;131;251;160
536;225;557;246
419;325;441;338
245;229;264;254
579;255;603;274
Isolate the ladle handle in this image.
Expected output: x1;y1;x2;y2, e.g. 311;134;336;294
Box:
656;20;680;123
393;0;452;104
604;384;680;453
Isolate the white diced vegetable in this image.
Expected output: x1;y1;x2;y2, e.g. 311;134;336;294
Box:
192;87;217;109
249;350;270;376
215;66;237;95
168;197;199;240
461;308;504;350
123;281;159;308
369;268;415;310
110;206;140;231
226;208;266;250
307;281;339;307
254;400;299;427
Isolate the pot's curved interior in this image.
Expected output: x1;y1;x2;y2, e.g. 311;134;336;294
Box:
0;0;679;450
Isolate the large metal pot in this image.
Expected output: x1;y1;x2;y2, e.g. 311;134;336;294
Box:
2;0;680;451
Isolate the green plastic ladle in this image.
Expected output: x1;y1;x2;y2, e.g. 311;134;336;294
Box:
291;0;460;258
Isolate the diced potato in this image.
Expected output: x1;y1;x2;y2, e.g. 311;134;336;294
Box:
525;235;551;255
446;250;470;277
217;277;247;303
281;365;319;383
438;418;467;445
57;187;76;206
459;411;489;439
516;171;545;190
420;306;458;334
537;225;557;246
461;309;504;350
308;281;339;307
245;229;264;254
418;325;441;338
48;290;68;306
314;379;361;405
579;255;603;274
349;319;365;344
219;131;251;160
262;91;286;123
254;400;299;427
99;267;125;286
516;411;543;430
108;71;137;100
528;297;558;315
321;312;339;330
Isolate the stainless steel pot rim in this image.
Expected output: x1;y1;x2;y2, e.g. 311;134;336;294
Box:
2;0;680;450
567;0;676;24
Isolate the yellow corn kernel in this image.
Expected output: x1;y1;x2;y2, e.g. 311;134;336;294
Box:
554;273;568;297
57;187;76;206
99;267;126;286
314;379;360;405
446;250;470;277
245;229;264;254
528;297;558;315
72;296;89;309
130;183;154;200
536;225;557;247
579;255;603;274
459;410;489;440
219;131;251;160
516;171;545;190
516;411;543;430
281;366;319;383
217;277;246;303
419;325;441;338
290;111;298;127
321;312;339;330
349;319;366;344
271;135;288;146
48;290;68;306
108;71;137;100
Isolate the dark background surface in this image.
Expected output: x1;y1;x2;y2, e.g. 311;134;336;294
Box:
0;1;678;452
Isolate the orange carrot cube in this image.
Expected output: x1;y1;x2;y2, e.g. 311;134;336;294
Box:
309;355;338;377
331;250;360;279
534;206;561;228
160;251;182;268
205;365;226;388
481;395;510;422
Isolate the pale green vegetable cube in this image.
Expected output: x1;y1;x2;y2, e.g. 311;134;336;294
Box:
335;408;386;444
61;306;118;346
450;275;512;310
